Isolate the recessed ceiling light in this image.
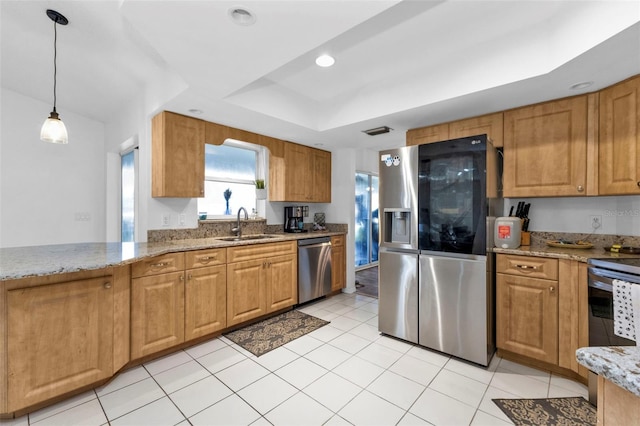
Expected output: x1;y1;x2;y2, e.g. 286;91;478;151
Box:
570;81;593;90
315;54;335;67
188;109;203;115
228;7;256;26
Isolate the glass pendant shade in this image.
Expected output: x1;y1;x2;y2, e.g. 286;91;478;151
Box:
42;9;69;144
40;110;68;144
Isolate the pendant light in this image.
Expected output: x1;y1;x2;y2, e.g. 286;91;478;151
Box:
40;9;69;144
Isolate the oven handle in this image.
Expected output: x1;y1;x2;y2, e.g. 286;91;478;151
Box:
588;274;614;292
588;268;640;291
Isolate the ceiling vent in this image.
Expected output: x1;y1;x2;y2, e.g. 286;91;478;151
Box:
362;126;392;136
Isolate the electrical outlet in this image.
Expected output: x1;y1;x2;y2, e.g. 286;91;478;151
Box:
162;214;171;227
590;215;602;230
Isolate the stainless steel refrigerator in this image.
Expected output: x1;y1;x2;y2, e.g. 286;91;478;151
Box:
378;146;419;344
379;135;502;366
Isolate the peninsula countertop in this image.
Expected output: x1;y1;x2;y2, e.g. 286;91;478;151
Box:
0;232;345;281
576;346;640;397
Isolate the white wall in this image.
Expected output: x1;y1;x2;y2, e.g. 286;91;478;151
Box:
103;69;189;242
504;195;640;236
325;148;358;293
0;88;106;248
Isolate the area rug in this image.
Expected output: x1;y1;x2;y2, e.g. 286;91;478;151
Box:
493;397;596;426
224;310;329;357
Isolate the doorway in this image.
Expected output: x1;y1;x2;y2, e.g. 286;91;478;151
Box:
121;148;138;242
355;172;379;297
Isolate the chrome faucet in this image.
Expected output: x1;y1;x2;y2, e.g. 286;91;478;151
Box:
232;207;248;238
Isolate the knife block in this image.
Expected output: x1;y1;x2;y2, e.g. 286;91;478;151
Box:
520;231;531;246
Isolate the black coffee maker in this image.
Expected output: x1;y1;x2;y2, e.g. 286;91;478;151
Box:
284;206;307;233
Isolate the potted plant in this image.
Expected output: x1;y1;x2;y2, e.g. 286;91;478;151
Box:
255;179;267;200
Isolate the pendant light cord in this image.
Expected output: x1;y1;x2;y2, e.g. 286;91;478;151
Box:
53;19;58;112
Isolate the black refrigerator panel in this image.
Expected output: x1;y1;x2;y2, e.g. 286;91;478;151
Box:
418;135;488;255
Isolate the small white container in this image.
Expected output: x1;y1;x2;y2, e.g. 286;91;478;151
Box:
494;217;521;249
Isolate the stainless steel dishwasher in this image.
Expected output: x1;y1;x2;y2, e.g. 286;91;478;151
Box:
298;237;332;304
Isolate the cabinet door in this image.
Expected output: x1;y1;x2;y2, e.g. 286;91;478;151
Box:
331;237;346;291
265;255;297;313
131;271;185;359
406;123;449;146
227;259;266;326
449;112;504;147
496;273;558;364
283;143;310;202
185;265;227;341
7;277;114;411
504;96;588;197
599;76;640;195
310;148;331;202
152;111;205;198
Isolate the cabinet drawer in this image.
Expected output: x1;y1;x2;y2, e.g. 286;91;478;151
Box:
132;252;185;278
185;248;226;269
227;241;296;263
496;254;558;280
331;235;345;247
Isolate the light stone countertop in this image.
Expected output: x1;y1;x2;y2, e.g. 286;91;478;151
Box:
0;232;345;281
576;346;640;397
493;245;640;262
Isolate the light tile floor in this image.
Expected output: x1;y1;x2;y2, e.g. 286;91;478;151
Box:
2;293;589;426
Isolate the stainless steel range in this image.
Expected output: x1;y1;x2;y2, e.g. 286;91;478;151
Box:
586;257;640;404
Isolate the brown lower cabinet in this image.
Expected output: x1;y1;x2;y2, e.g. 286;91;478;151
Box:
131;249;228;359
3;267;130;414
496;254;588;380
226;242;297;327
597;375;640;425
1;238;336;416
131;270;186;359
331;235;346;291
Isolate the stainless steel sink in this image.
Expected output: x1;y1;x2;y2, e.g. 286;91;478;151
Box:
216;235;278;242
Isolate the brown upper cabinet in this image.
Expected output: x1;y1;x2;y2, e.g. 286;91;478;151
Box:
406;123;449;146
503;96;589;197
406;74;640;198
599;75;640;195
270;142;332;203
406;112;504;147
152;112;332;202
152;111;205;198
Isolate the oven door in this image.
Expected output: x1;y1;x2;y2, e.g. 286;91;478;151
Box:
587;269;637;347
587;266;638;405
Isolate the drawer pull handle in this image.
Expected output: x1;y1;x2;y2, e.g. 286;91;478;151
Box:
549;286;555;293
150;262;169;268
104;282;112;289
180;275;184;281
515;264;538;270
577;185;584;192
188;273;192;280
199;255;216;261
637;181;640;188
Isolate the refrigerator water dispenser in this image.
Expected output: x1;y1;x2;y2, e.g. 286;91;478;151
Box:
383;209;412;244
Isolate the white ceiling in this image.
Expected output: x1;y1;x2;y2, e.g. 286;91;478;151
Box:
2;1;639;151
